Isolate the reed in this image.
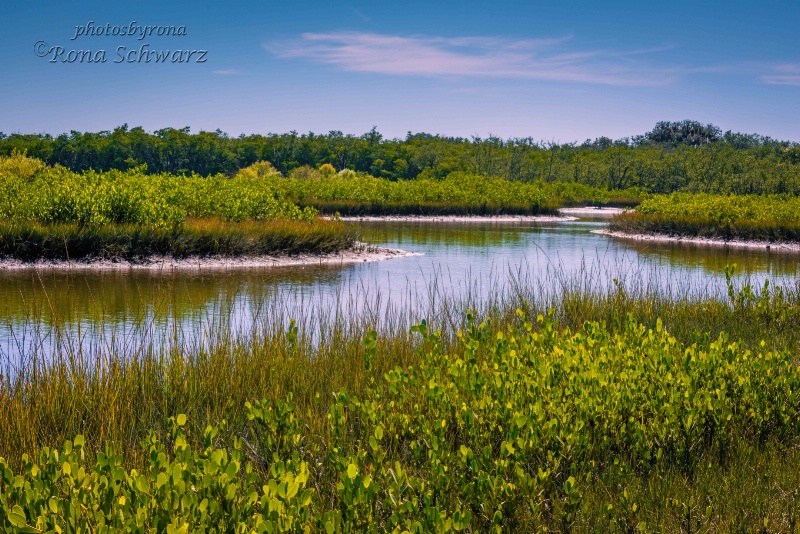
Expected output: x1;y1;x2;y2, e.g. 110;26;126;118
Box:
2;266;800;531
611;211;800;242
297;199;558;216
0;218;357;261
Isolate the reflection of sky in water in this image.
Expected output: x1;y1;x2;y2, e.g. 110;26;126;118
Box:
1;218;798;363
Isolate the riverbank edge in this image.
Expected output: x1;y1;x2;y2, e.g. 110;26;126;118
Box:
334;214;574;223
595;229;800;252
332;207;624;222
0;243;420;271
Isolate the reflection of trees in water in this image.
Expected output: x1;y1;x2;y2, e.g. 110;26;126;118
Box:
0;265;348;328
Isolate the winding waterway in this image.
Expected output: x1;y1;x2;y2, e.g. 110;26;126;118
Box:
1;215;797;365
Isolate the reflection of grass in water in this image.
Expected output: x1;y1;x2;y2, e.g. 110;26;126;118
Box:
0;272;232;332
0;265;350;328
611;232;800;277
2;263;800;530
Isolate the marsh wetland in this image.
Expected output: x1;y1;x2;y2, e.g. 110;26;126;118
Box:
3;128;800;531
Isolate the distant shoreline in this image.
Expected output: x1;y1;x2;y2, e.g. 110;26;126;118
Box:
334;214;575;222
332;207;624;222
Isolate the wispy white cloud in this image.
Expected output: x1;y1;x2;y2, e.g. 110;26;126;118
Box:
762;64;800;86
351;8;371;23
266;32;679;86
212;69;242;75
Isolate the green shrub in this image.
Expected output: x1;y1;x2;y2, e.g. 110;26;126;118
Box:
4;308;800;531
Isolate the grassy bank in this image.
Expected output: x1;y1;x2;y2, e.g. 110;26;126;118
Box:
0;218;357;261
1;154;644;227
3;270;800;531
610;192;800;242
0;153;361;261
298;199;559;216
609;212;800;242
0;152;646;260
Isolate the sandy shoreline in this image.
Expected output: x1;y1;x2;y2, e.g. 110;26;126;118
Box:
595;229;800;252
0;244;420;271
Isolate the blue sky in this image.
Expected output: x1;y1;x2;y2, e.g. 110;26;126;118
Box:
2;0;798;142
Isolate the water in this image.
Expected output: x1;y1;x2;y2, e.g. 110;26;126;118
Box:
1;217;797;362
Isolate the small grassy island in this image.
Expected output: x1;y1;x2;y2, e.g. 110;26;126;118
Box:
609;192;800;244
0;154;359;263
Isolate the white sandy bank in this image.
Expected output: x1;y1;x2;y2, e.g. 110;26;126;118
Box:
595;229;800;253
0;244;420;272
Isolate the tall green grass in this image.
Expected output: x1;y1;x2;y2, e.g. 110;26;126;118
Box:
611;211;800;242
296;199;558;216
2;267;800;530
0;218;358;261
4;265;799;465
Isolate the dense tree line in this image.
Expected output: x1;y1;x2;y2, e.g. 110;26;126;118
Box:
1;121;798;194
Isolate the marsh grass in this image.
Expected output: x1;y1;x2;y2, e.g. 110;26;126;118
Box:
3;263;799;465
2;265;800;531
612;192;800;243
0;217;357;261
298;199;559;216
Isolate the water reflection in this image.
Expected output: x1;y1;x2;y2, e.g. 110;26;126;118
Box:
359;219;798;285
1;218;797;361
0;265;349;326
609;236;799;278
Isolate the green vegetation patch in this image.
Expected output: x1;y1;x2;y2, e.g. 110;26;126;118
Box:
0;153;313;227
0;218;357;261
266;169;643;215
0;154;358;260
611;192;800;242
2;121;799;195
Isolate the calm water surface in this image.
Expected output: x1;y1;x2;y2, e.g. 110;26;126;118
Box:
1;217;797;361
